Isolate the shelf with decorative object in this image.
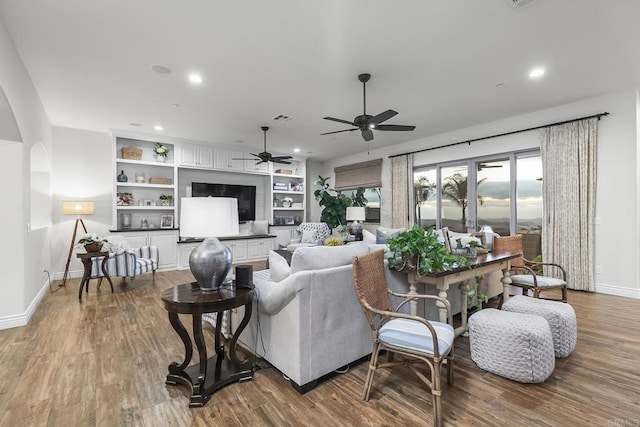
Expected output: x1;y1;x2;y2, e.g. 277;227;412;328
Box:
113;135;178;232
270;160;305;226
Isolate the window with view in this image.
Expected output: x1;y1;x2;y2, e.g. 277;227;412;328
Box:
339;187;381;223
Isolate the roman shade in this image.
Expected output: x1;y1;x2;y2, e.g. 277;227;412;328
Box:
334;159;382;191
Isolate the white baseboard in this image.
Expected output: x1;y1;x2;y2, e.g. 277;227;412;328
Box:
0;277;51;330
595;283;640;299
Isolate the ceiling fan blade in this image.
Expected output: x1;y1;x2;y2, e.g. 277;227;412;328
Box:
361;128;374;141
272;159;292;164
323;117;357;126
320;128;358;135
271;155;293;160
255;160;265;165
375;124;416;131
371;109;398;125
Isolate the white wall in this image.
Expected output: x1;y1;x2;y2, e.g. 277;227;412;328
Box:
50;126;113;279
317;89;639;298
0;18;53;328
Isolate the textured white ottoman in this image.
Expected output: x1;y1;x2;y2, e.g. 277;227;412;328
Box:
468;308;555;383
502;295;577;358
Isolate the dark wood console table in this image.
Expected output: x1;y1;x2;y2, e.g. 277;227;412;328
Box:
161;282;254;407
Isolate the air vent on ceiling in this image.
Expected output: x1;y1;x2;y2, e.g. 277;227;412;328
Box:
506;0;536;8
272;114;294;122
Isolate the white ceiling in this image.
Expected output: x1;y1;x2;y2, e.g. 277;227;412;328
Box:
1;0;639;161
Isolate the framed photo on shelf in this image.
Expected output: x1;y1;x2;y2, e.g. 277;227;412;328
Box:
161;215;174;229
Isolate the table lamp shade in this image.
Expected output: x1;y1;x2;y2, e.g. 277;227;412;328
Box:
180;197;239;238
180;197;240;292
346;206;366;222
62;201;94;215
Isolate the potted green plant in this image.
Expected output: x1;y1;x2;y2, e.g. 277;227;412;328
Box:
313;176;352;230
454;237;484;258
153;143;169;162
386;225;468;275
159;194;173;206
77;234;109;252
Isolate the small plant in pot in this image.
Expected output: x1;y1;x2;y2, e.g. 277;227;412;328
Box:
386;225;468;275
77;234;109;252
159;194;173;206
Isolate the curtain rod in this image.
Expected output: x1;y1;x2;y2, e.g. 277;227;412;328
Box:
388;112;609;159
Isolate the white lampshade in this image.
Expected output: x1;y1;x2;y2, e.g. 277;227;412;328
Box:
346;206;366;222
180;197;240;238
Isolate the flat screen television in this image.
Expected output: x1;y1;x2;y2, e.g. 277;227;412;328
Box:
191;182;256;222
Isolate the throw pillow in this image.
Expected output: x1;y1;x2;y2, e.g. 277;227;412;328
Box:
301;229;317;244
268;251;291;282
362;229;376;244
251;220;269;235
376;227;406;244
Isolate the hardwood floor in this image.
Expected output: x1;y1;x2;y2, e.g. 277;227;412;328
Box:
1;268;639;426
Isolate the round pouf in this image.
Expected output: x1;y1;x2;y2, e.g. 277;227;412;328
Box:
468;308;555;383
502;295;577;358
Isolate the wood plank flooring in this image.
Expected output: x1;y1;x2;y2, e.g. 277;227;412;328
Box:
1;268;639;426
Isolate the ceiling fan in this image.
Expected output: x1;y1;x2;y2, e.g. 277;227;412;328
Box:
235;126;293;164
321;73;416;142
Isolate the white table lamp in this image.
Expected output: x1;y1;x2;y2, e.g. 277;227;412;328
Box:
180;197;239;292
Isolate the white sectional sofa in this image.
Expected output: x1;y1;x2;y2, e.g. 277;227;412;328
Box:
237;243;415;393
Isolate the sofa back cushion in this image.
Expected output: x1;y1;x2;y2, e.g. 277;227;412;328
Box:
290;244;371;275
376;226;406;244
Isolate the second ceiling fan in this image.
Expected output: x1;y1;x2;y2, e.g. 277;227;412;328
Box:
234;126;293;164
321;73;416;142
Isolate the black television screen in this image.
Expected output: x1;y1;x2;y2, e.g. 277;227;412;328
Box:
191;182;256;222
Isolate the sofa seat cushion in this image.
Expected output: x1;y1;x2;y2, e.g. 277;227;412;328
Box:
290;244;371;275
379;318;454;356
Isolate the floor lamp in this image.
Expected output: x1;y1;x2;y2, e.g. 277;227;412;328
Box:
61;201;94;287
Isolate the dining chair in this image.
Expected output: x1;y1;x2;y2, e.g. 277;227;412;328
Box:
493;234;568;302
352;249;455;427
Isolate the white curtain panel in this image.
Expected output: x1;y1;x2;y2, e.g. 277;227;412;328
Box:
391;155;414;229
540;117;597;292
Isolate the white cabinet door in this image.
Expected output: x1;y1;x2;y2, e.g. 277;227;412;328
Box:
261;238;275;257
247;160;270;174
214;148;245;172
270;226;297;249
180;144;198;167
247;241;262;260
178;242;199;269
120;233;148;249
226;240;248;263
180;143;213;168
149;230;178;269
197;145;214;168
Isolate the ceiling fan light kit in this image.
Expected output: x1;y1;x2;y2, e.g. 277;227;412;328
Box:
322;73;416;142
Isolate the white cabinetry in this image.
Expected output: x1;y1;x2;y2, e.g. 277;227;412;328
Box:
110;229;178;270
214;148;245;172
180;143;213;168
269;226;299;249
177;236;276;269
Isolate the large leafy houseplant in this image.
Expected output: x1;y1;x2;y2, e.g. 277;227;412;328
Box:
386;225;468;275
313;176;352;230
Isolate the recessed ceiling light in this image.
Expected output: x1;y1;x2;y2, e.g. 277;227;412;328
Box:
172;103;180;108
529;67;545;78
294;148;300;153
150;64;172;74
154;125;163;131
188;73;203;84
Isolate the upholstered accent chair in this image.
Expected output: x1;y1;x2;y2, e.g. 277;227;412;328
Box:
90;245;159;284
352;249;455;427
493;234;568;302
286;222;332;251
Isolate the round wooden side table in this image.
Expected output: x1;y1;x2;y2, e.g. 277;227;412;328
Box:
161;282;254;407
76;251;113;301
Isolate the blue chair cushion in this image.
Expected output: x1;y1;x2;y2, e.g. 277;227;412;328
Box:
379;318;455;356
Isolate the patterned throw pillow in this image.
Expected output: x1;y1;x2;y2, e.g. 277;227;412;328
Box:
301;229;317;244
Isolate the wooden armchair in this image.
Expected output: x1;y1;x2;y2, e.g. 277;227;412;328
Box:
352;249;455;427
493;234;567;302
